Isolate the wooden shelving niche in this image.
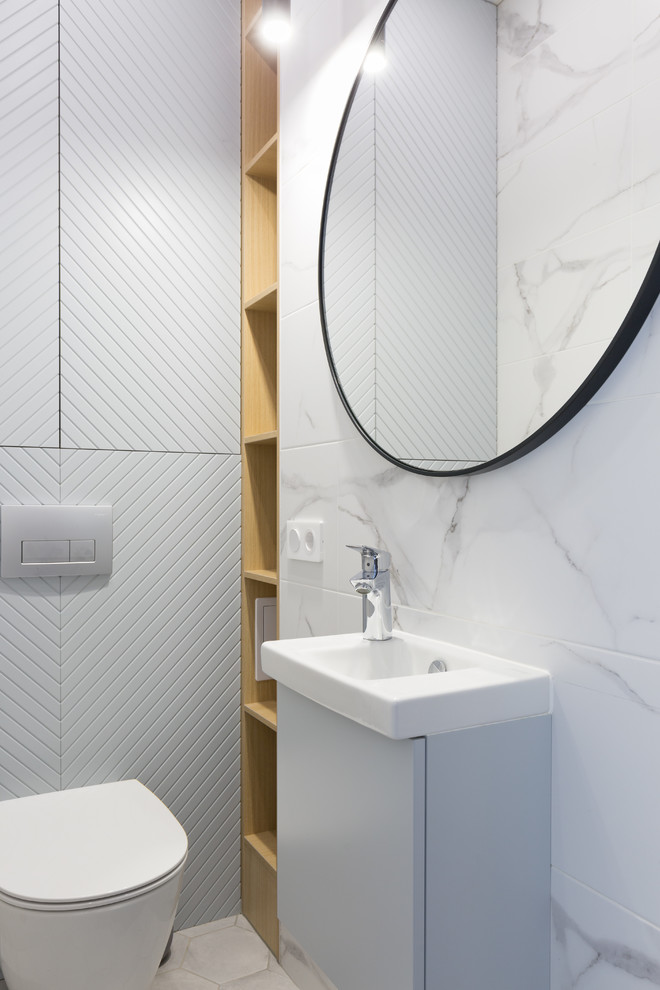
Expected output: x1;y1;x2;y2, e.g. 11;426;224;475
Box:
241;0;280;958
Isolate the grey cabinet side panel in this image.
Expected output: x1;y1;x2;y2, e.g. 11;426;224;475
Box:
278;686;425;990
425;715;551;990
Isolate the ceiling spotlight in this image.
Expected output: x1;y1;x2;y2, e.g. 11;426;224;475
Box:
363;28;386;74
261;0;292;46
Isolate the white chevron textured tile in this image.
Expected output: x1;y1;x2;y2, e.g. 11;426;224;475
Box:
0;447;61;800
324;78;377;435
322;0;497;465
59;449;241;926
373;0;496;462
59;0;240;454
1;0;242;929
0;0;59;447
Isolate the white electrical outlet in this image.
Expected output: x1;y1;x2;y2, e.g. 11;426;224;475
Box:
287;519;323;562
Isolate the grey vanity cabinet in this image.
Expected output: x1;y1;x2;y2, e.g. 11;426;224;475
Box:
277;685;551;990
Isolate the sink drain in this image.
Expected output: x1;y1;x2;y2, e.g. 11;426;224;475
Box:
427;659;447;673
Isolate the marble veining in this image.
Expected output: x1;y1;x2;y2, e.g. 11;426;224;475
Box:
498;0;633;167
499;41;631;167
391;608;660;712
497;98;633;268
279;0;660;983
552;894;660;988
633;3;660;89
495;0;656;443
635;9;660;48
497;0;556;60
498;231;631;362
337;468;410;606
282;388;660;658
632;78;660;213
550;643;659;713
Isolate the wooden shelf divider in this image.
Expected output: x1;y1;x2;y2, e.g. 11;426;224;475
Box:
245;282;278;313
245;830;278;871
241;0;280;959
245;700;278;732
243;568;278;586
246;135;278;180
244;430;278;446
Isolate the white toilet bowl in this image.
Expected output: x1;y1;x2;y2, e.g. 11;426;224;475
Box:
0;780;187;990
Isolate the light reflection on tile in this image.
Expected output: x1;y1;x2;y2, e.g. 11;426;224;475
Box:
181;928;269;985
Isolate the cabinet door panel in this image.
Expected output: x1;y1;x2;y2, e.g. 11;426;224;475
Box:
425;715;551;990
278;686;425;990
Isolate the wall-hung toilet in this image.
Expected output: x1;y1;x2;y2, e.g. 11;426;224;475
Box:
0;779;187;990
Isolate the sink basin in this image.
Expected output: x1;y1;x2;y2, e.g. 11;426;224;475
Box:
261;632;550;739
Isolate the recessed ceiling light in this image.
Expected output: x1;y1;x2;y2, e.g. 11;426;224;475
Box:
363;29;386;74
261;0;291;46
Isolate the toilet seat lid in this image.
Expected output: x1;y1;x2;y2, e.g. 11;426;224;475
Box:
0;780;188;904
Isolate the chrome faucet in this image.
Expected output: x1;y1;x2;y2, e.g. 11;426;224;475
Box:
347;545;392;641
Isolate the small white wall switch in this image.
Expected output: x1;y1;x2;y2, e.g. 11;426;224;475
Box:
1;506;113;578
255;597;277;682
286;519;323;562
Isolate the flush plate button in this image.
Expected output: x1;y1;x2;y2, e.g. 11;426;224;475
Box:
22;541;71;564
1;506;112;578
70;540;96;563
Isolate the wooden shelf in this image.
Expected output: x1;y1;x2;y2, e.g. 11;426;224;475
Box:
243;836;278;954
245;283;277;313
244;568;277;586
243;309;276;436
245;700;278;731
246;135;277;180
244;430;277;446
242;0;279;955
243;11;277;161
244;176;277;299
245;830;277;872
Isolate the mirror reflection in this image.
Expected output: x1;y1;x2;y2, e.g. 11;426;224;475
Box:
320;0;660;474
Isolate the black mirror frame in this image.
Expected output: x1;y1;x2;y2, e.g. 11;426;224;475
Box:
318;0;660;476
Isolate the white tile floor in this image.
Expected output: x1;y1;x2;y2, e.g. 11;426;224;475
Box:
155;915;297;989
0;915;297;990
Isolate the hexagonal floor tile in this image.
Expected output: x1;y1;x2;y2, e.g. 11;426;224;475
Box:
153;970;218;990
219;969;298;989
183;925;271;984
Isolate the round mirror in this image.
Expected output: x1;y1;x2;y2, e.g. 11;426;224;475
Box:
320;0;660;475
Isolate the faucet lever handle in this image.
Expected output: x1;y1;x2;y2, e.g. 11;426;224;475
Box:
346;544;391;575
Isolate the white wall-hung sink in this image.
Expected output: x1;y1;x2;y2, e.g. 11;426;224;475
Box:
261;631;550;739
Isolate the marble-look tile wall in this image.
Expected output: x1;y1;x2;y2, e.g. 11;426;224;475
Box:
279;0;660;986
497;0;660;449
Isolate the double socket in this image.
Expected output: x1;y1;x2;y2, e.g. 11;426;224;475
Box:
286;520;323;562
